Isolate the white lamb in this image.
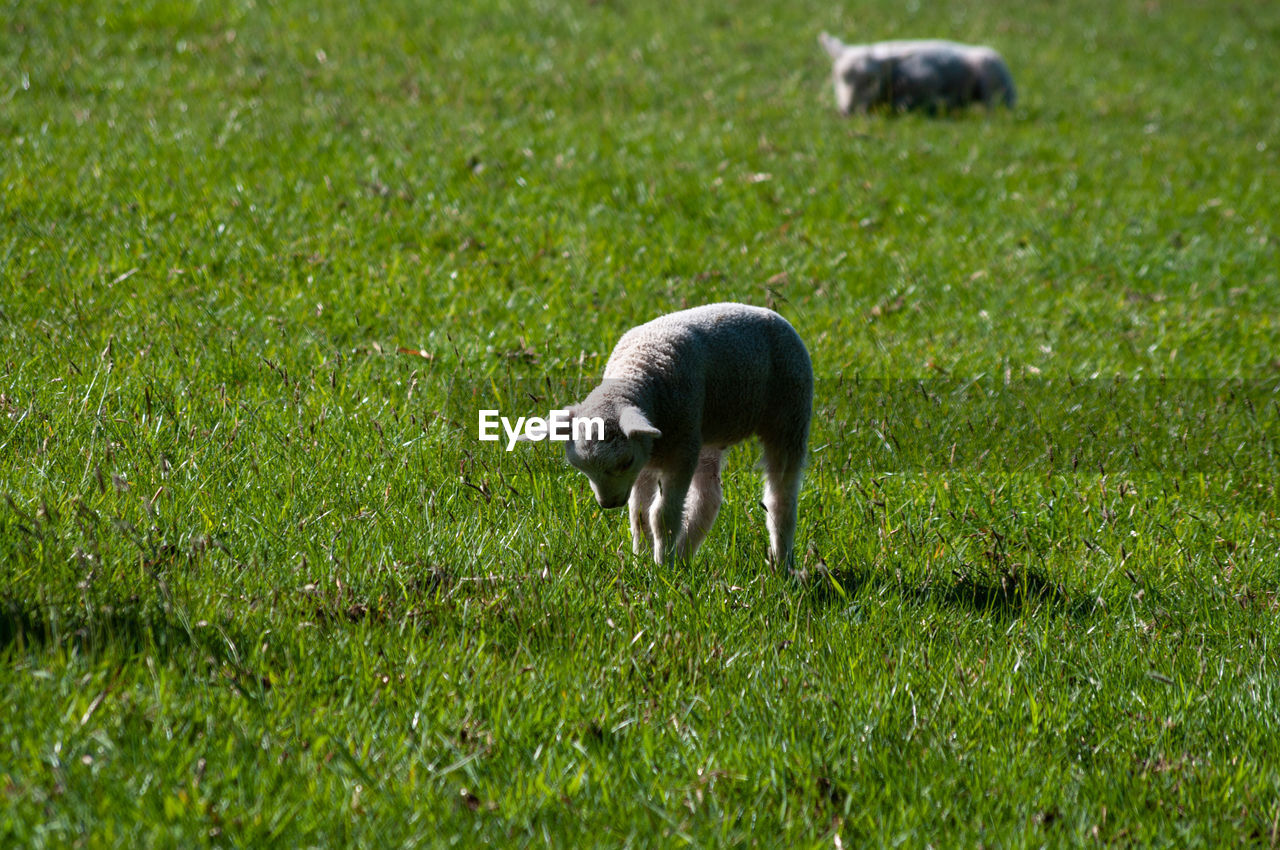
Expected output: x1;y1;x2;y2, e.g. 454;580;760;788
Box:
558;303;813;568
819;32;1016;114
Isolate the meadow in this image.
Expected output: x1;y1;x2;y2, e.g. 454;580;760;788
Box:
2;0;1278;845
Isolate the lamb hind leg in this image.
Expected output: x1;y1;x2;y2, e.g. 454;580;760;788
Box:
762;443;806;569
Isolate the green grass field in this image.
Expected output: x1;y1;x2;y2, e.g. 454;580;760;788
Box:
3;0;1279;845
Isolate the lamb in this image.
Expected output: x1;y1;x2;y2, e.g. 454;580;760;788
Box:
819;32;1016;115
557;303;813;569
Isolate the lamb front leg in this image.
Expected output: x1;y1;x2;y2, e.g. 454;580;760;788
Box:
649;461;696;566
676;448;724;562
628;469;659;556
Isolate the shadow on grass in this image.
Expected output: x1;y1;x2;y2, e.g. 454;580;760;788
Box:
0;598;271;701
802;563;1099;621
0;598;192;657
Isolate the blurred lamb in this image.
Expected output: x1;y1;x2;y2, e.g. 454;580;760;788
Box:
819;32;1016;114
559;303;813;569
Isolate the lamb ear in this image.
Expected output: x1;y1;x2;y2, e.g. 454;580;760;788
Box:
618;405;661;439
819;32;845;59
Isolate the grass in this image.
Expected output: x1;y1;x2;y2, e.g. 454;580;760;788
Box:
2;0;1279;845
